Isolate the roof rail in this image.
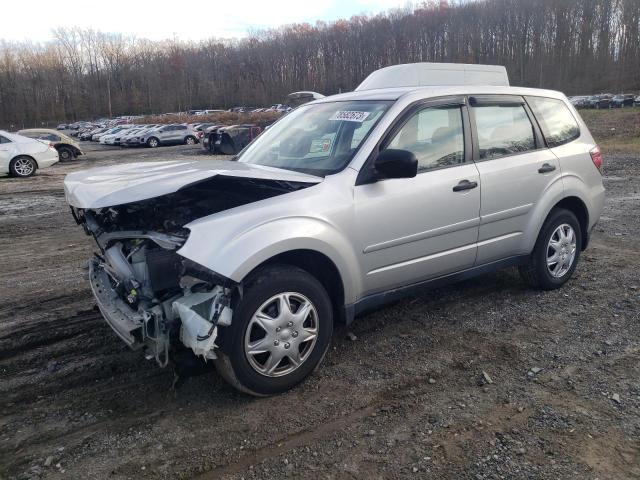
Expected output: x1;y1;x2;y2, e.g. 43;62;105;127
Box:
356;63;510;91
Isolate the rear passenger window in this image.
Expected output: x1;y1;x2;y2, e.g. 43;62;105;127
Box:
387;105;465;172
0;135;11;144
527;96;580;147
473;104;536;160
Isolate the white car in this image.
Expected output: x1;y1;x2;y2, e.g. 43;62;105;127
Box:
0;130;59;178
100;126;134;145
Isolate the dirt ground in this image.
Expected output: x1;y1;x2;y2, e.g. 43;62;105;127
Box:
0;141;639;480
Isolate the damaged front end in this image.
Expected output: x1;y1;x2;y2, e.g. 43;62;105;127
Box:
70;174;314;367
85;235;233;367
80;212;234;367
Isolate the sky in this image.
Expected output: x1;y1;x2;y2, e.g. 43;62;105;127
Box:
1;0;411;43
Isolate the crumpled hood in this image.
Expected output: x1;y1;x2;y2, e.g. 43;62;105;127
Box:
64;160;322;209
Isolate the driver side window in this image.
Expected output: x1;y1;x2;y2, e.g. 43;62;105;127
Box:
387;105;465;172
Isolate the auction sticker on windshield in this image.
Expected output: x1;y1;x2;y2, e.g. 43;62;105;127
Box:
329;111;371;122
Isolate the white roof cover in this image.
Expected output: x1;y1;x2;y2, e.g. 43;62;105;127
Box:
356;63;509;91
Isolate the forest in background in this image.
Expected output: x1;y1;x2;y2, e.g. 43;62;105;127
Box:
0;0;638;128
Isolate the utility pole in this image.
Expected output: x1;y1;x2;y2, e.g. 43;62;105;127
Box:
107;72;113;118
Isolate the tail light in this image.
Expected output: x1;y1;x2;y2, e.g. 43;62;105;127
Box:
589;146;603;174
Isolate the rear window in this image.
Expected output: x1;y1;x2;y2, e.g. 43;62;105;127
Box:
472;104;536;160
527;96;580;148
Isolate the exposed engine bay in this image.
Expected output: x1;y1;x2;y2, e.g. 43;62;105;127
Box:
71;175;312;367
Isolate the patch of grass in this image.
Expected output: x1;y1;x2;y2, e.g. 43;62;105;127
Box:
598;136;640;155
577;107;640;154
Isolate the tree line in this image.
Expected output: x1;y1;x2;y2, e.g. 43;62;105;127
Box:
0;0;638;129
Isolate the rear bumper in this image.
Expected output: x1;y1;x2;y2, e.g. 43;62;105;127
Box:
36;150;60;168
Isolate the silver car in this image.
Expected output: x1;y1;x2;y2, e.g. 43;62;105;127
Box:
64;63;604;396
139;124;198;147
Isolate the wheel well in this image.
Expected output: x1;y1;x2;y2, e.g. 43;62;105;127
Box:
255;250;346;322
553;196;589;250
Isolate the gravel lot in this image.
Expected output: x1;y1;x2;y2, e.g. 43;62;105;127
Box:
0;143;638;479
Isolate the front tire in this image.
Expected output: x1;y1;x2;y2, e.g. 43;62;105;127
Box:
214;265;333;396
184;136;196;145
147;137;159;148
519;208;582;290
9;156;37;178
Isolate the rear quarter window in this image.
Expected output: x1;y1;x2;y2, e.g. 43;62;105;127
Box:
527;96;580;148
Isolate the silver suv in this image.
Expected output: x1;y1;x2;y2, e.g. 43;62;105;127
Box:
139;124;198;147
64;64;604;396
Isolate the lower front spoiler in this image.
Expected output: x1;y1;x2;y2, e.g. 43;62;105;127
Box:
88;261;144;349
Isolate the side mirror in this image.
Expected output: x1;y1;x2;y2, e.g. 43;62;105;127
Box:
374;149;418;180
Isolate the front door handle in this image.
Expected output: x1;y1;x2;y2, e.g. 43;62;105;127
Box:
538;163;556;173
453;179;478;192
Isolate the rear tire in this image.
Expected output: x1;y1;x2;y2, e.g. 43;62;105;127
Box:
519;208;582;290
147;137;159;148
58;146;73;161
214;265;333;396
9;156;36;178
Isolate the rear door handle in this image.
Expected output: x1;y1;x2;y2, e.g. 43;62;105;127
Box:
538;163;556;173
453;180;478;192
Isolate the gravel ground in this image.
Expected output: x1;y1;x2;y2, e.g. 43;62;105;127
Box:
0;143;638;480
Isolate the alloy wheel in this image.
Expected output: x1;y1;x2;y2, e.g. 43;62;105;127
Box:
14;157;34;176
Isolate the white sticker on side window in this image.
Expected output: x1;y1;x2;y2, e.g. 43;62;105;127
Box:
329;111;370;122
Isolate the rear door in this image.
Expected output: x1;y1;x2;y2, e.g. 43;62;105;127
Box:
469;95;561;264
173;125;187;143
0;135;14;170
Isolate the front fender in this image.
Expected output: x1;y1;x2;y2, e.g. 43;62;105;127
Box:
179;216;362;304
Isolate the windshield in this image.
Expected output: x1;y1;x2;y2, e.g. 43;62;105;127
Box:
237;100;392;176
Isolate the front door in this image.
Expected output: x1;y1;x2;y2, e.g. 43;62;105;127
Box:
354;99;481;297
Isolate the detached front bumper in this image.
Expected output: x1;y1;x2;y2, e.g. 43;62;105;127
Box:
89;260;144;349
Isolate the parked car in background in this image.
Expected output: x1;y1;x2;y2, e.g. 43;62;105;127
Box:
192;123;217;141
99;126;132;145
610;94;635;108
569;96;589;109
586;94;612;109
80;127;107;141
201;125;225;152
635;95;640;107
1;130;59;177
212;124;262;154
268;104;292;113
17;129;84;161
287;91;325;107
56;124;68;131
120;124;164;147
139;124;198;148
118;126;154;147
92;128;115;142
